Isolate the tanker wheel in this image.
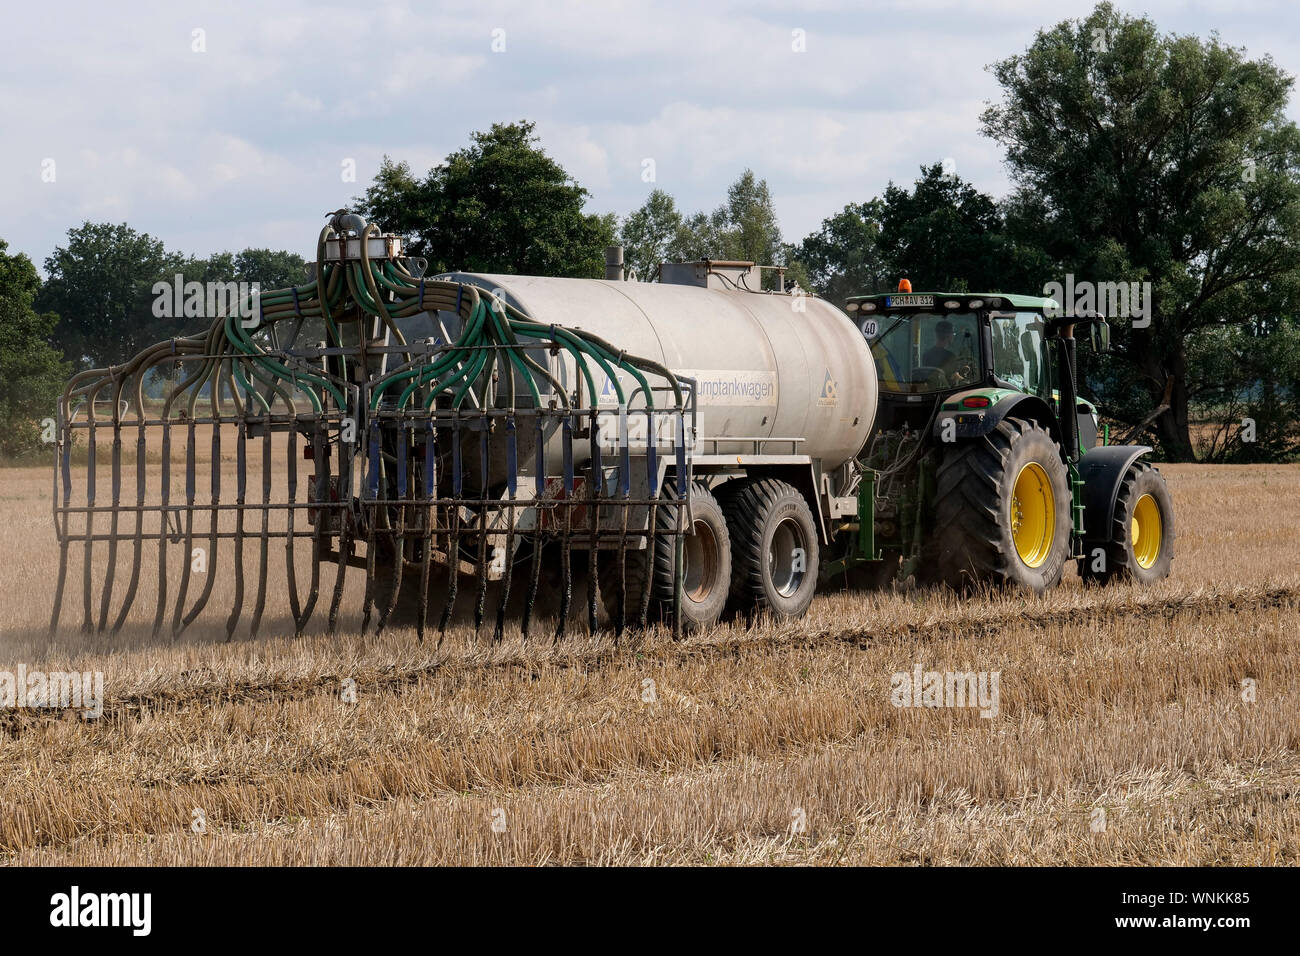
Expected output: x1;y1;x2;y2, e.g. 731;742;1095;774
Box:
599;482;731;631
722;478;820;620
934;417;1071;594
1078;461;1174;585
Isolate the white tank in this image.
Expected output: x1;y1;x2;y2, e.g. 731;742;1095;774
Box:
430;270;877;484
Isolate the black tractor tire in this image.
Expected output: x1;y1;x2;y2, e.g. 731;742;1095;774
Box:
1078;461;1174;585
934;417;1072;594
599;481;730;630
722;478;820;619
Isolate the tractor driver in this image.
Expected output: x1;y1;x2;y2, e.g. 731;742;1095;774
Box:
923;320;959;376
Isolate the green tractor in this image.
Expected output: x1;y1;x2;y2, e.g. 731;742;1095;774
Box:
829;282;1174;594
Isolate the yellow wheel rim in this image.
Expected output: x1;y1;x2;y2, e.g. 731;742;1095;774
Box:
1010;462;1055;568
1131;493;1162;570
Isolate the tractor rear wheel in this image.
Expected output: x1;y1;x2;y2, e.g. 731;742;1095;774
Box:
722;478;820;619
1078;461;1174;585
934;417;1072;594
599;482;730;630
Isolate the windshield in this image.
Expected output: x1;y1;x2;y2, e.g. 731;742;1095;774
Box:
865;312;980;393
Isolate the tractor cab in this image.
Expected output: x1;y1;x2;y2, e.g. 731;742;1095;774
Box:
846;284;1088;442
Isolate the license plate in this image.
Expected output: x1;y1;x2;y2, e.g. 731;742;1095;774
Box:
885;294;934;308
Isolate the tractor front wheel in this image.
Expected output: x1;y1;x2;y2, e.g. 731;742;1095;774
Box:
1078;462;1174;585
934;417;1072;594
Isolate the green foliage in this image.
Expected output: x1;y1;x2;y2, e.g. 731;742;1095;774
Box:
788;168;1049;303
0;241;41;303
37;222;185;369
665;209;727;263
232;248;309;290
787;200;888;301
878;165;1006;292
715;170;783;267
178;248;309;293
623;170;786;287
619;189;683;281
982;1;1300;460
0;239;71;460
357;121;615;278
36;223;313;370
1189;309;1300;462
175;248;310;337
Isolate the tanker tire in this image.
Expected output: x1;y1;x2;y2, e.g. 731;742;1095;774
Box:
1078;461;1174;585
934;417;1071;595
723;478;820;620
599;482;730;631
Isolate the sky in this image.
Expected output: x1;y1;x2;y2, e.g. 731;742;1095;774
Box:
3;0;1298;273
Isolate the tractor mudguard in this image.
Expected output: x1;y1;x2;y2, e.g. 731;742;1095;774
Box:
932;392;1062;447
1076;444;1153;541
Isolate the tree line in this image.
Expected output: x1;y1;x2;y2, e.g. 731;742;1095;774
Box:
2;2;1298;462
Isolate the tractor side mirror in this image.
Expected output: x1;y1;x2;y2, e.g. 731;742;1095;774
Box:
1089;320;1111;353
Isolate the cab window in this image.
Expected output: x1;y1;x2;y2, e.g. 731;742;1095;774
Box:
868;312;979;393
989;311;1050;398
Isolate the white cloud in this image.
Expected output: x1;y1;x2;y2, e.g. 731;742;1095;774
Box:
283;90;324;114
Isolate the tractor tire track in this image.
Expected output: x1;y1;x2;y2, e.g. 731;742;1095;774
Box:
2;583;1295;732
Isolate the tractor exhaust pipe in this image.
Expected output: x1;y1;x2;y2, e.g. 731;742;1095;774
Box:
605;245;625;281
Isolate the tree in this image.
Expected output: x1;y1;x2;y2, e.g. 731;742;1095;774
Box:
37;223;184;368
233;248;309;290
1191;314;1300;461
666;209;727;264
619;189;683;280
181;248;310;322
982;1;1300;460
357;121;616;278
0;240;40;303
878;164;1028;292
788;168;1049;305
0;239;71;460
789;199;889;301
718;169;783;267
648;170;787;287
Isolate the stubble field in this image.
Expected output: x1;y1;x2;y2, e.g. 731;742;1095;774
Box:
0;460;1297;865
